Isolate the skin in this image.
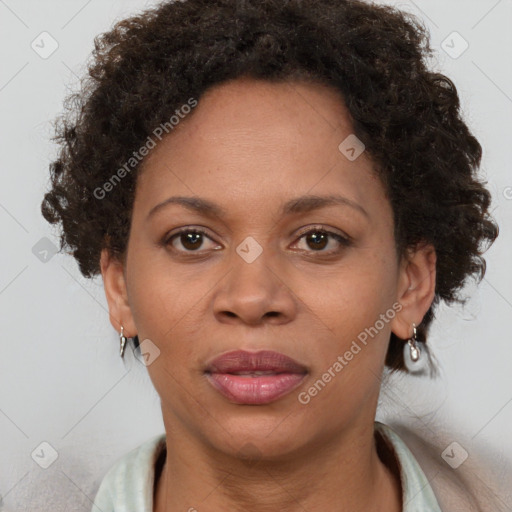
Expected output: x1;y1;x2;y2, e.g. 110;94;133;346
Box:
101;77;436;511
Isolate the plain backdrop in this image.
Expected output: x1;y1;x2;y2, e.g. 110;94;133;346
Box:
1;0;511;510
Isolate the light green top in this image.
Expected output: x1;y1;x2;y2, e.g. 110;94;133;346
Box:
91;422;442;511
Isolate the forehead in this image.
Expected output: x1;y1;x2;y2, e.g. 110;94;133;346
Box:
160;77;357;160
135;77;388;222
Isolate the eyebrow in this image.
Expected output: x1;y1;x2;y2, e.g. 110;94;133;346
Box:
146;194;369;221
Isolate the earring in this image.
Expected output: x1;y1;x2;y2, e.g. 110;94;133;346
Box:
119;326;127;358
403;323;428;374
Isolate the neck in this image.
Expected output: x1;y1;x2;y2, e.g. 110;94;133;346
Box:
153;420;402;512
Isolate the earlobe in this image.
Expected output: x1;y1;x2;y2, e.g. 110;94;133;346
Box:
100;249;137;336
391;243;436;340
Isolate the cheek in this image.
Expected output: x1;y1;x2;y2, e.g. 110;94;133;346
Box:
125;261;206;400
125;253;214;361
313;249;397;317
296;273;396;420
128;271;197;335
300;250;398;367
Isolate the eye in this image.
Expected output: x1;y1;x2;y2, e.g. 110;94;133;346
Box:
292;226;351;254
164;225;351;255
165;228;221;253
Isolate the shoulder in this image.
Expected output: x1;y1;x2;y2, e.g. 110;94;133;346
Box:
90;433;166;512
382;422;511;512
375;422;443;512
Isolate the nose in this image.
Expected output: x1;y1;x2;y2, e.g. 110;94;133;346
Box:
212;247;297;326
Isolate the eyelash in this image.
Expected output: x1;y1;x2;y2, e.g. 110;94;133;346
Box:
164;225;352;256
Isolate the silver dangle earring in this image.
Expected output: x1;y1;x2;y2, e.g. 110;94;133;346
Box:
403;323;428;374
119;326;127;358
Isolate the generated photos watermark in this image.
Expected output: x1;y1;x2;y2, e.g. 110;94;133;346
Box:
298;301;403;405
93;97;198;200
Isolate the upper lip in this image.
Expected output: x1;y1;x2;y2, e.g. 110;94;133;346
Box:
205;350;308;374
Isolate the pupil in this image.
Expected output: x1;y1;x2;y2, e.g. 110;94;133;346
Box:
308;232;327;250
182;232;202;250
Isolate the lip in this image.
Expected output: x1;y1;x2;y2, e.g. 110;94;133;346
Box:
204;350;307;405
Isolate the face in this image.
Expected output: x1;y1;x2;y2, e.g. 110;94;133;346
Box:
102;77;435;459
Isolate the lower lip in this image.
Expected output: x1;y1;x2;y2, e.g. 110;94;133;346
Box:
205;372;306;404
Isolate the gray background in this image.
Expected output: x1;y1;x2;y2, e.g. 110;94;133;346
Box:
1;0;511;510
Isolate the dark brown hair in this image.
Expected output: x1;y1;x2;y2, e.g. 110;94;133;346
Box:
41;0;498;371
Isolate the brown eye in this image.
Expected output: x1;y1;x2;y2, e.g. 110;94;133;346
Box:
178;231;204;250
294;227;351;254
166;228;220;252
304;231;329;250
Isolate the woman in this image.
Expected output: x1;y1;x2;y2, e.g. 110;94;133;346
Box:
41;0;499;510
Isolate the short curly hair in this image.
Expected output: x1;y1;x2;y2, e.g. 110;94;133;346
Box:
41;0;498;372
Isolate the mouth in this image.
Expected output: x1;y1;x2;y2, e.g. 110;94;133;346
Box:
204;350;307;405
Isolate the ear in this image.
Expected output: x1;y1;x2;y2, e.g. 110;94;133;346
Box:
100;249;137;337
390;242;436;340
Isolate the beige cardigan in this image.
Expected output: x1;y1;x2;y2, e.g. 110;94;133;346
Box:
387;422;512;511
